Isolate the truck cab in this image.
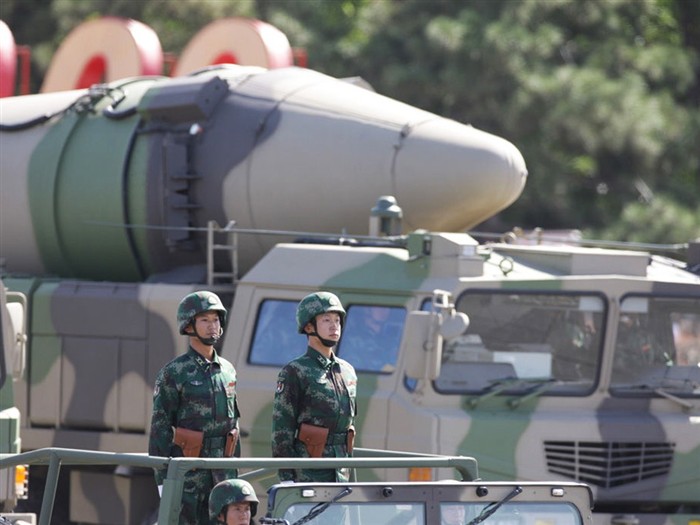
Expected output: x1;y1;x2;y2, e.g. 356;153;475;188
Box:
1;225;698;524
262;480;593;525
226;230;700;524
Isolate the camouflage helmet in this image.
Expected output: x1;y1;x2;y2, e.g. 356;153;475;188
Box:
177;291;227;335
296;291;346;333
209;478;258;520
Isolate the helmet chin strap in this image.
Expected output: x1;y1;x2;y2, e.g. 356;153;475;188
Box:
193;325;223;346
313;332;337;348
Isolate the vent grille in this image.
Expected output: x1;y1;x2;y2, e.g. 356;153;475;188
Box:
544;441;675;488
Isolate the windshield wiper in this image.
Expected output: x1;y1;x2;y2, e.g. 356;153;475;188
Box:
612;382;697;411
292;487;353;525
469;377;556;408
507;379;558;408
654;387;696;411
467;377;520;407
466;486;523;525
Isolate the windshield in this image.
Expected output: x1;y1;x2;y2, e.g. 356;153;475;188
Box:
441;502;583;525
437;291;606;395
279;502;425;524
610;294;700;397
274;501;582;525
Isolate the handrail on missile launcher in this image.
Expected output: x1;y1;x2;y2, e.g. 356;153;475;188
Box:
91;206;700;291
0;447;479;525
85;213;411;286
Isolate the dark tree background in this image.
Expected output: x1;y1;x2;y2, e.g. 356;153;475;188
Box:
2;0;698;244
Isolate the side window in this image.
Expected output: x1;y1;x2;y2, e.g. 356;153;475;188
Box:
339;305;406;373
409;292;606;395
674;313;700;367
249;300;302;366
442;291;605;394
611;295;700;390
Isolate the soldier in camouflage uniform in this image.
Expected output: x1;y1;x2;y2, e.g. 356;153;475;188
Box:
149;291;241;525
271;291;358;482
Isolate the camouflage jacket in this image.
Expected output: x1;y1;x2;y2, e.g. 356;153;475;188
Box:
149;347;240;485
271;346;357;482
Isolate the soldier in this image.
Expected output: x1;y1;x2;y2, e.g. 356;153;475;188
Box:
271;291;358;482
209;478;259;525
149;291;241;525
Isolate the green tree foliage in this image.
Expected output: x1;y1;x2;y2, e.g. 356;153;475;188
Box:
261;0;370;74
590;194;700;244
1;0;698;244
334;0;699;243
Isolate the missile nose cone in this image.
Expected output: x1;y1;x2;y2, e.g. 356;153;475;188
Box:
225;67;527;242
394;117;528;231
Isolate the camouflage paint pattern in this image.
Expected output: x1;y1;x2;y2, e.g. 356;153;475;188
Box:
1;230;698;523
0;64;525;520
271;347;357;482
0;62;697;524
149;346;239;524
230;232;700;524
0;66;527;281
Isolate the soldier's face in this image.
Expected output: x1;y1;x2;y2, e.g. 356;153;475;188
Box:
192;311;221;338
313;312;342;342
223;501;251;524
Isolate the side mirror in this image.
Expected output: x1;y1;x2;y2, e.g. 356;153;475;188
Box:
403;311;443;380
440;310;470;340
403;290;470;381
1;288;27;385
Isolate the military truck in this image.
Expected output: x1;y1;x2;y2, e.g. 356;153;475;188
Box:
1;218;698;524
223;225;700;525
0;445;594;525
0;63;698;524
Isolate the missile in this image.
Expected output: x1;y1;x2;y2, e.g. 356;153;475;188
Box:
0;65;527;281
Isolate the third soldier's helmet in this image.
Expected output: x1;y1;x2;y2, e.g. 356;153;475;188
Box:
296;291;346;333
209;478;259;521
177;291;227;335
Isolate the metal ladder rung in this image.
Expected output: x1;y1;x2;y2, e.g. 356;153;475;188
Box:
211;272;236;278
207;220;238;286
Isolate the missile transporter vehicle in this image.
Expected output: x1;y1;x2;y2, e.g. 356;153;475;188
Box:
0;446;595;525
225;226;700;525
0;65;699;524
0;221;698;525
